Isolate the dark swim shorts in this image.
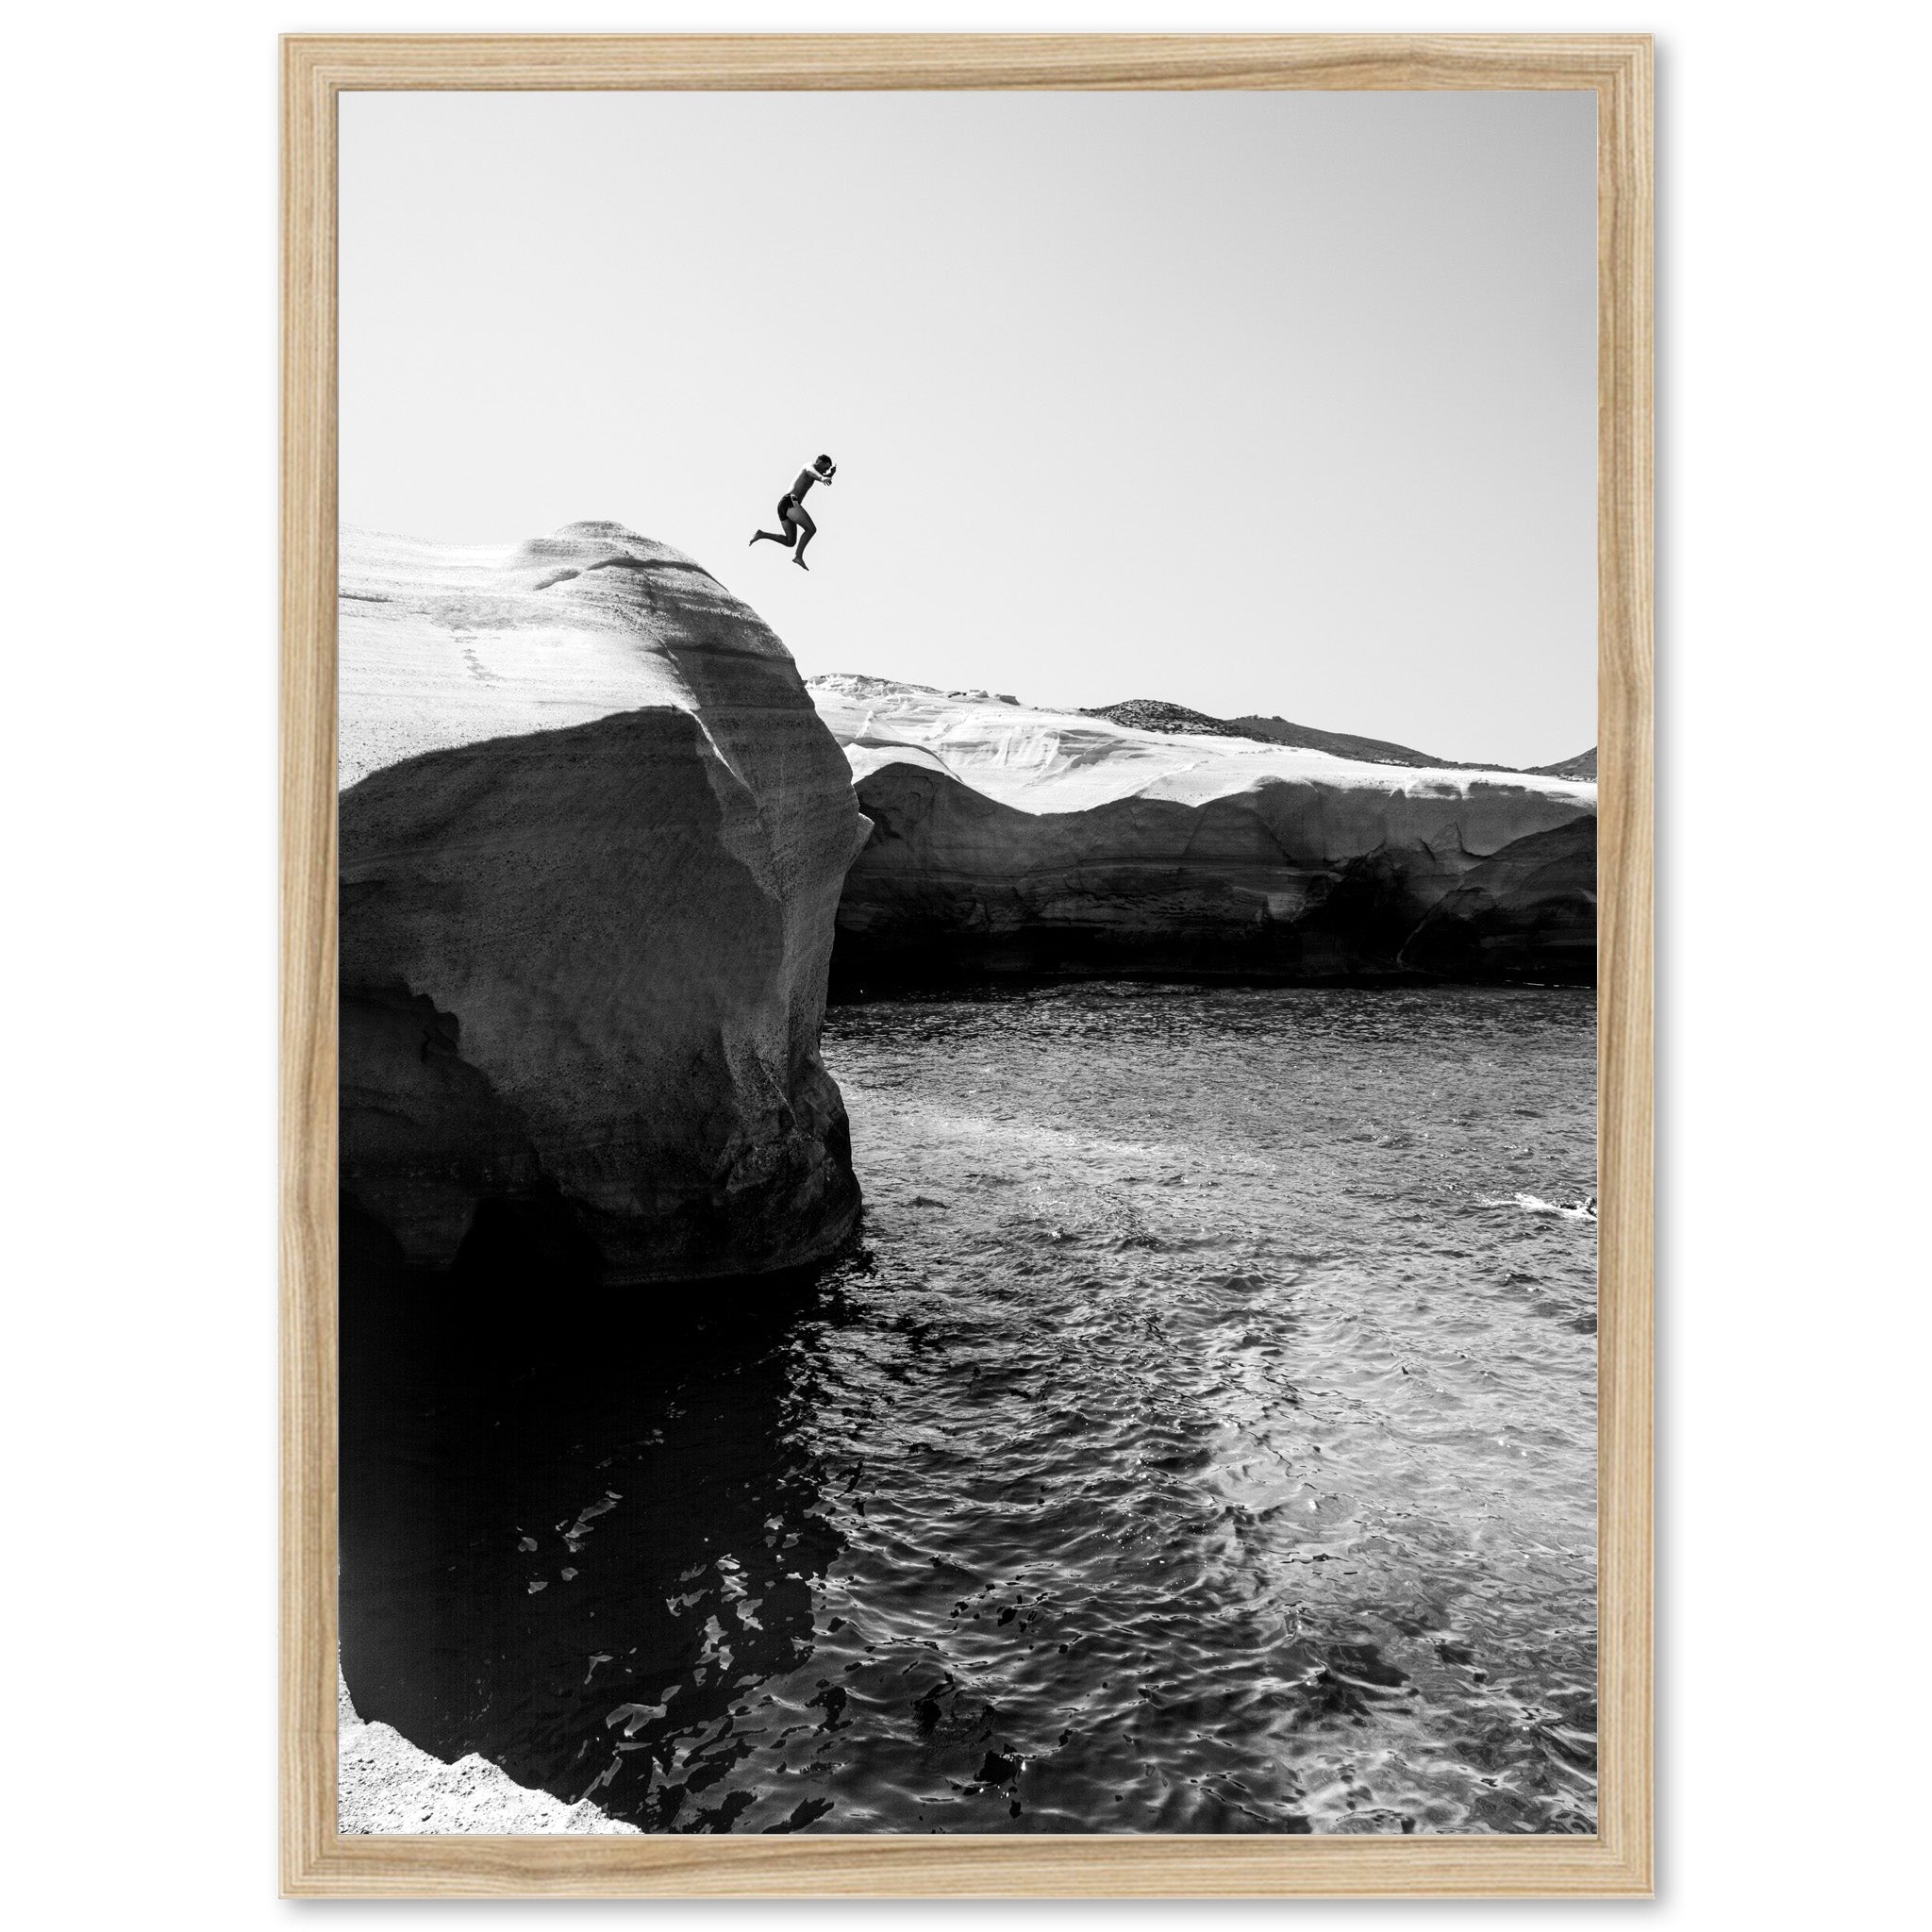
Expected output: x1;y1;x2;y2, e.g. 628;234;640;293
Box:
777;493;800;519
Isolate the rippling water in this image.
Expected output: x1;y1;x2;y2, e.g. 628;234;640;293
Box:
341;985;1597;1835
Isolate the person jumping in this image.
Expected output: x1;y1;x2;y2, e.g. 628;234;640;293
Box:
750;454;837;569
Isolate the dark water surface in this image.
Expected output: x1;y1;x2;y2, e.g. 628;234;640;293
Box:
341;986;1597;1835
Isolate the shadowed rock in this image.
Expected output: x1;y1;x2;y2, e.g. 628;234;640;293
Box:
339;524;868;1282
807;677;1596;991
1399;816;1598;984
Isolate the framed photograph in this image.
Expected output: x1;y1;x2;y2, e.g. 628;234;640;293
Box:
283;33;1651;1897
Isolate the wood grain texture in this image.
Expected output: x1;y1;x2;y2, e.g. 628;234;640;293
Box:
281;32;1653;1898
1591;36;1656;1907
279;31;341;1901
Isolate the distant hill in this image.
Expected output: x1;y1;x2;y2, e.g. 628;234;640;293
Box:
1087;699;1595;780
1082;699;1257;741
1087;699;1457;768
1227;713;1457;769
1527;748;1597;780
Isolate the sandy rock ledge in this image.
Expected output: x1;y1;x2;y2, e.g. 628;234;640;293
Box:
338;1672;637;1836
338;523;868;1283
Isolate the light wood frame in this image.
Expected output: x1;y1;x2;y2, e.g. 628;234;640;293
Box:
283;32;1652;1898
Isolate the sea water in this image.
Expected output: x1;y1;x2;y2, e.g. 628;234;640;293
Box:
341;985;1597;1835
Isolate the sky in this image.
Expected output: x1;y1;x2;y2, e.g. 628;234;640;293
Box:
341;89;1596;768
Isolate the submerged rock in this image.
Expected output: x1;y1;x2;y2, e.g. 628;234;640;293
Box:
339;524;867;1283
807;677;1596;989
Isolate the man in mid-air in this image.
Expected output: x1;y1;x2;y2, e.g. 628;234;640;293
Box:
750;453;837;569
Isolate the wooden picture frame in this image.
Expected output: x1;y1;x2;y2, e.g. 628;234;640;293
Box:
282;32;1652;1898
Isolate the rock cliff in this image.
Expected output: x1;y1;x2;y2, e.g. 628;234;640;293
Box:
339;525;867;1283
807;677;1596;989
1398;815;1598;981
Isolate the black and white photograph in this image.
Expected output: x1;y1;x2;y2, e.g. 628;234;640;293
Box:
333;86;1603;1839
32;0;1932;1920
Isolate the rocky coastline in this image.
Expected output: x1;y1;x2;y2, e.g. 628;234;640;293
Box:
335;540;1599;1834
338;524;868;1285
338;1672;638;1836
808;675;1597;993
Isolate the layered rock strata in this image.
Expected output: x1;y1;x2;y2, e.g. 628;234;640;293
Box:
339;525;867;1283
1398;815;1598;981
807;676;1596;989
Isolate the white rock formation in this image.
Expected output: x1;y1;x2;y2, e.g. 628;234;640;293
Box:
338;1672;639;1836
339;525;868;1282
806;677;1597;986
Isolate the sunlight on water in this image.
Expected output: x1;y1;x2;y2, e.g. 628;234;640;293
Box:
341;985;1596;1835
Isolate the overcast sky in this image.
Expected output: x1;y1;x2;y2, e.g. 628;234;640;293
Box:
341;89;1596;767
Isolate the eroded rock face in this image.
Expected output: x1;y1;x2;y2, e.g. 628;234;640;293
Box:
1399;816;1598;983
806;677;1596;989
339;525;867;1283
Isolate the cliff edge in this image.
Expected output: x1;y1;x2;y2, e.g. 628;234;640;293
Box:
339;524;868;1283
